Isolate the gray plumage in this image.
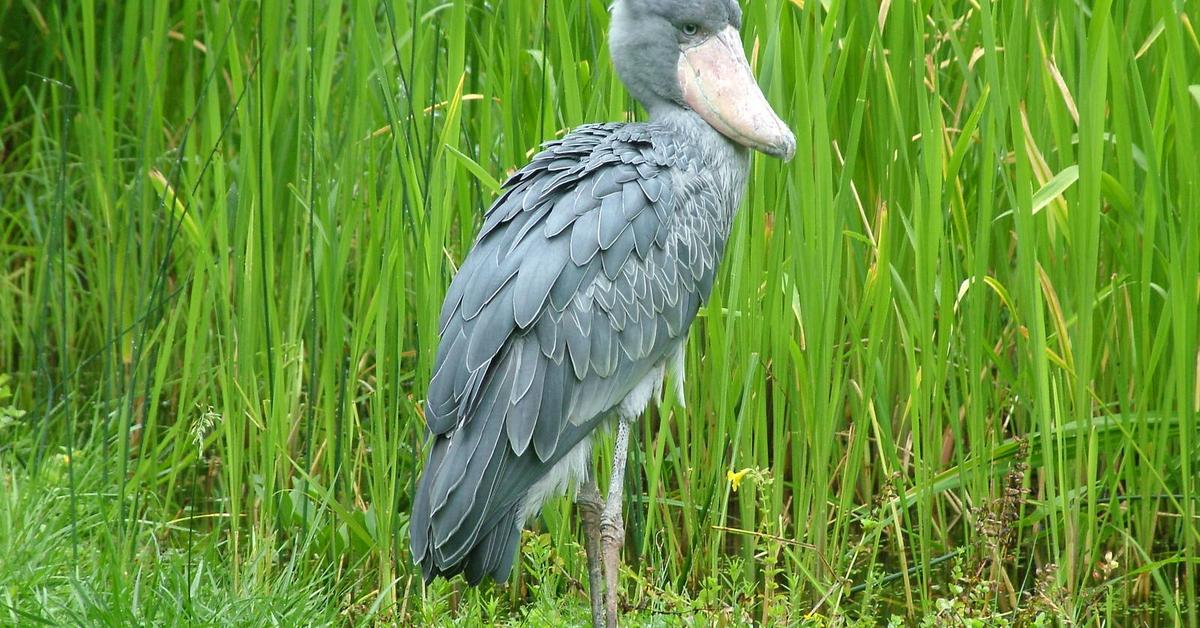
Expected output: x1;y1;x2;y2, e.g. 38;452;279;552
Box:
408;0;795;590
411;117;748;584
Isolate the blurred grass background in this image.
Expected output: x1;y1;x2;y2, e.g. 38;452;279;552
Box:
1;0;1198;624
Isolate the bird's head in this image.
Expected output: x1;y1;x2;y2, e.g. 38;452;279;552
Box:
610;0;795;161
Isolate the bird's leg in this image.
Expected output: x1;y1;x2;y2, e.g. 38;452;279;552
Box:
601;417;632;627
576;475;606;628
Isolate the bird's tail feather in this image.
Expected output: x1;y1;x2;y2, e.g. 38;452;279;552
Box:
410;432;522;584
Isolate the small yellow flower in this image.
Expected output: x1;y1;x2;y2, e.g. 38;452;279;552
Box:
727;468;750;492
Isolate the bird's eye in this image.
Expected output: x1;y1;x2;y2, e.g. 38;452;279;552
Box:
681;23;699;36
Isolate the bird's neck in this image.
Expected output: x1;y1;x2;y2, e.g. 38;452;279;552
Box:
650;105;748;165
650;105;718;139
649;105;751;234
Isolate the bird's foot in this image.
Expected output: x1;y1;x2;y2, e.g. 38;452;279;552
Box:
577;479;607;628
600;512;625;628
598;417;631;627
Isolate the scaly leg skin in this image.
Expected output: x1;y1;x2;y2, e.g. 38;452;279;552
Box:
576;475;606;628
601;418;632;628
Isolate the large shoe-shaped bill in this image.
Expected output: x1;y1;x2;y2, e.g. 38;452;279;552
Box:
678;26;796;161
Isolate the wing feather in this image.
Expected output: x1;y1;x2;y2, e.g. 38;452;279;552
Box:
598;192;628;248
511;235;570;327
411;121;723;585
601;226;638;280
506;352;544;456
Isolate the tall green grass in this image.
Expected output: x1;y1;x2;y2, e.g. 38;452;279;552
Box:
2;0;1197;623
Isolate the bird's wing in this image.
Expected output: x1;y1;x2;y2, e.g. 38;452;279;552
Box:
411;123;718;583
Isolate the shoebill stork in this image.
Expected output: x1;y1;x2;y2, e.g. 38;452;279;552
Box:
410;0;793;624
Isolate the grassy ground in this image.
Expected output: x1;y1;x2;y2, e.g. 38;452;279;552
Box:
2;0;1198;624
